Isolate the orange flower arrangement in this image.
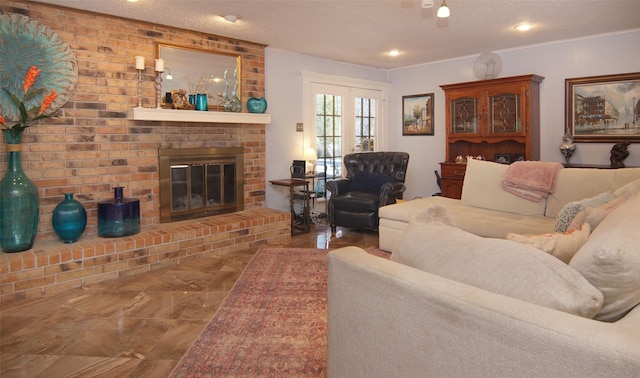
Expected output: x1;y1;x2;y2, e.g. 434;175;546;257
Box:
1;66;58;131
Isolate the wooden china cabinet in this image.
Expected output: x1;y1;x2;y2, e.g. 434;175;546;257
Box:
439;74;544;199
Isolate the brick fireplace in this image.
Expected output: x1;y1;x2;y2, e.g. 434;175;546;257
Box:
0;1;289;304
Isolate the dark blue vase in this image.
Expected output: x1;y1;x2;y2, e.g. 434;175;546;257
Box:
98;187;140;237
0;129;39;253
52;193;87;243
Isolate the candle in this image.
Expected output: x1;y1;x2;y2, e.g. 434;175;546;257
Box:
135;56;145;70
155;58;164;72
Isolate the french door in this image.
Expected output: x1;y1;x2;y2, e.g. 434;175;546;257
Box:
303;72;388;180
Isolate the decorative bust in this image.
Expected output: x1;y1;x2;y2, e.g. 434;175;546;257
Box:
610;140;631;168
559;133;576;166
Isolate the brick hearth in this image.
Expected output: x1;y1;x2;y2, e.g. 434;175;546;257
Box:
0;208;290;304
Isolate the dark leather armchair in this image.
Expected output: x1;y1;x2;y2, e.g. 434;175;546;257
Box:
326;152;409;231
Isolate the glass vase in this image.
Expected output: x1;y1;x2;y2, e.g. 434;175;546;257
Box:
98;187;140;237
52;193;87;243
0;129;39;253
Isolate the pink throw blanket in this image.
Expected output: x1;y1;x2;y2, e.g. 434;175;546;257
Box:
501;161;563;202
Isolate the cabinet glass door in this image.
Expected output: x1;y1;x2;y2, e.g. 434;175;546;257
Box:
450;97;478;134
489;93;521;133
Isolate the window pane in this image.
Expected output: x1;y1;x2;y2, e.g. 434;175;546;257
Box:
316;93;344;179
325;96;334;114
316;95;325;114
316;116;325;136
355;97;376;152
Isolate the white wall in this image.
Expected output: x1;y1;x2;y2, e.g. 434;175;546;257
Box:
264;50;388;211
265;30;640;209
388;29;640;200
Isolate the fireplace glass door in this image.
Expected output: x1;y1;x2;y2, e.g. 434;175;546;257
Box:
170;162;236;213
160;147;244;223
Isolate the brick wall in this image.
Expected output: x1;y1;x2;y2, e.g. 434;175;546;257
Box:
0;1;292;303
1;0;268;243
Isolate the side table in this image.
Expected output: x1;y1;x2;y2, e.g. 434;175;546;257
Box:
269;178;311;235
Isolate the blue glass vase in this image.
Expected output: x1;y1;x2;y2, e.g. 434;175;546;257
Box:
0;129;39;253
52;193;87;243
98;187;140;237
195;93;208;111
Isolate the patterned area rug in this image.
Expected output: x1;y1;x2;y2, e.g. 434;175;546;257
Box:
170;246;389;377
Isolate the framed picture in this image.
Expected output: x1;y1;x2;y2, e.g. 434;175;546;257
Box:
565;72;640;142
514;153;526;162
494;153;511;164
403;93;434;136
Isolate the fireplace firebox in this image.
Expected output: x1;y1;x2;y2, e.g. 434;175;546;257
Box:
159;147;244;223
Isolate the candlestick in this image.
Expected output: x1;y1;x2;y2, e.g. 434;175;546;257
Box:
135;56;145;108
155;72;163;109
155;58;164;72
136;69;143;108
135;56;145;70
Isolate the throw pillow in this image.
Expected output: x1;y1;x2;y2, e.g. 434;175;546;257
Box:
350;171;394;192
570;191;640;322
554;191;616;232
460;159;546;216
567;195;627;232
392;205;603;318
506;223;591;264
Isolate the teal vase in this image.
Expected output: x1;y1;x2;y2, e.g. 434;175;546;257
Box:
52;193;87;243
0;129;39;253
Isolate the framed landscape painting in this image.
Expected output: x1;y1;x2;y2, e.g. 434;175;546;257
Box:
565;72;640;142
402;93;434;136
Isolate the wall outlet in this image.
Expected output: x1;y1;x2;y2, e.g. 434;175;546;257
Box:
296;123;303;132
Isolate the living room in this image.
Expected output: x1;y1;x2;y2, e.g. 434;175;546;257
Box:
2;0;640;376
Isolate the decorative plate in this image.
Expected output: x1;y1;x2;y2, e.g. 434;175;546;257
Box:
247;97;267;113
0;13;78;121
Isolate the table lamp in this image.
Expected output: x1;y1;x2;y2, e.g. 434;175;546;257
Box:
303;148;317;174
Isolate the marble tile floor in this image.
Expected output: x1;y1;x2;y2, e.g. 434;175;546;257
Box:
0;223;379;378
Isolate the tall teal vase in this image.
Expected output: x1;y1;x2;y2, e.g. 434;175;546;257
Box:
0;129;40;253
52;193;87;243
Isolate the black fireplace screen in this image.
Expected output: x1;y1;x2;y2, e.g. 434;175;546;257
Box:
159;148;244;223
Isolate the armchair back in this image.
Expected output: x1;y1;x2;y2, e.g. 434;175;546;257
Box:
344;152;409;182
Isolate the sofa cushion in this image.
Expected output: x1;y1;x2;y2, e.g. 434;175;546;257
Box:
570;191;640;322
546;167;640;218
392;205;603;318
460;159;546;216
379;196;555;240
506;223;591;264
554;191;616;232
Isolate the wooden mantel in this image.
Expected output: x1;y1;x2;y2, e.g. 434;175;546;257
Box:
127;108;271;124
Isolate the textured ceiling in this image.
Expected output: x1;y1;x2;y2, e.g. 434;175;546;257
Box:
33;0;640;69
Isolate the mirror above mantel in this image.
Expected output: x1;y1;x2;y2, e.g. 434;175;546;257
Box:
156;43;241;106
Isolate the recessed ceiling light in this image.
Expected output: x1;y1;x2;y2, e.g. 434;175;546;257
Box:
388;50;400;57
514;23;533;32
224;15;238;23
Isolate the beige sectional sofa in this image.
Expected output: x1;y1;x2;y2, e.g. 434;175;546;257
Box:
327;159;640;377
378;158;640;251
